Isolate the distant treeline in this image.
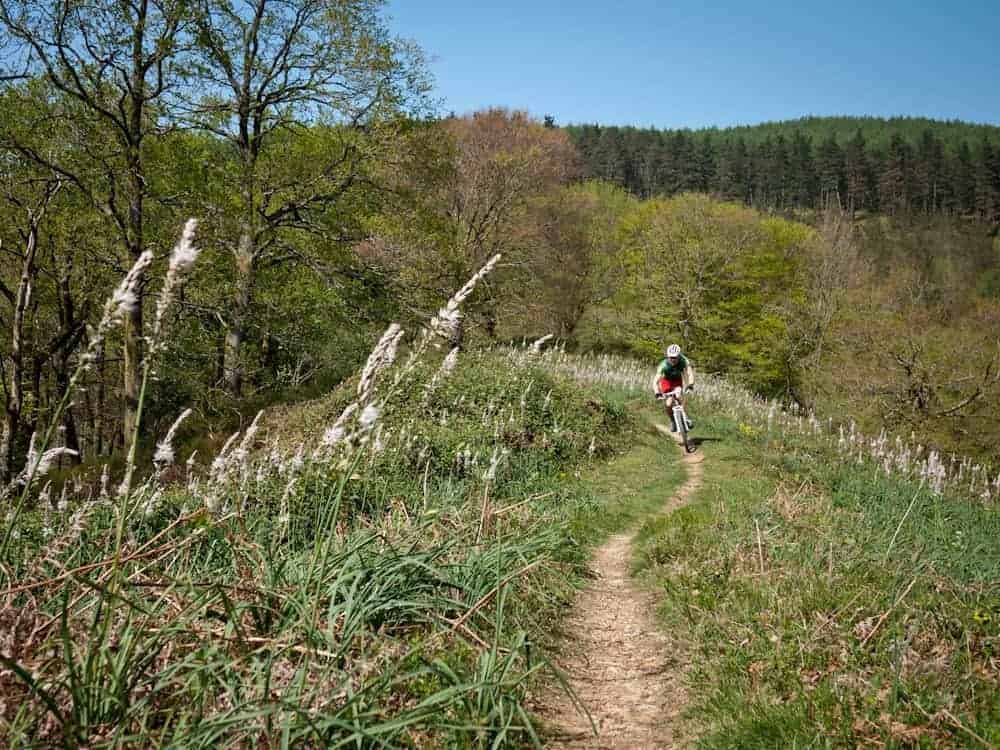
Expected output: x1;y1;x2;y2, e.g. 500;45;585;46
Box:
565;117;1000;222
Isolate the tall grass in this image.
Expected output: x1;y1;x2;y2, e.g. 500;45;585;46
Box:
0;254;638;745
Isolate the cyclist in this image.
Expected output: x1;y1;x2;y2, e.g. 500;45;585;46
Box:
655;344;695;431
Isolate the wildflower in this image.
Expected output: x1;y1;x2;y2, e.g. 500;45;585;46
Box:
110;251;154;322
427;254;501;343
232;410;264;469
424;347;460;399
429;308;462;342
323;425;346;449
531;334;554;352
143;489;163;517
520;380;533;410
209;430;242;483
321;403;358;449
484;446;508;482
168;219;199;273
19;445;78;488
204;492;221;514
440;347;459;376
290;444;305;472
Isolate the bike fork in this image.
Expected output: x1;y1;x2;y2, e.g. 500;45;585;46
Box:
672;405;692;431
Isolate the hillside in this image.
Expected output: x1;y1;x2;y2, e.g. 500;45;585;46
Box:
3;0;998;744
566;116;1000;220
683;116;1000;150
544;350;1000;747
4;326;996;745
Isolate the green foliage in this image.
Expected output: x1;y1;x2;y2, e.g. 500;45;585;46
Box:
584;193;812;395
1;351;650;746
633;408;1000;748
567;117;1000;223
362;109;582;344
796;212;1000;463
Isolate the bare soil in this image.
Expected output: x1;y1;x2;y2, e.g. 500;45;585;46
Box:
538;426;703;748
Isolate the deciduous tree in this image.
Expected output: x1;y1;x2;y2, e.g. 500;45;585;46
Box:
0;0;187;446
184;0;429;395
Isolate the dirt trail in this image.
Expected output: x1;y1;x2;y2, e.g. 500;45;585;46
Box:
539;426;703;749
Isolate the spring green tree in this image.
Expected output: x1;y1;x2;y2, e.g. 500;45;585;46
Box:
184;0;430;396
604;193;812;395
0;0;188;447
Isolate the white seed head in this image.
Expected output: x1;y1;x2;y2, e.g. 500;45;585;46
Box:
531;334;554;352
168;219;200;275
358;324;404;401
359;404;379;429
154;408;193;469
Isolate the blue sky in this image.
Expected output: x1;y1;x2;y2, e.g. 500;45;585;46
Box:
385;1;999;129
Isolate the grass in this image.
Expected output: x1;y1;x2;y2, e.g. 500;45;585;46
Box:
560;398;687;557
8;338;995;747
633;409;1000;748
0;349;686;748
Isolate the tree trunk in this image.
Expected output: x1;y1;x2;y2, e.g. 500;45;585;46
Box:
0;223;40;484
55;265;82;465
224;227;255;397
54;352;81;466
93;340;106;456
122;300;143;443
121;134;145;445
122;4;147;451
0;413;16;487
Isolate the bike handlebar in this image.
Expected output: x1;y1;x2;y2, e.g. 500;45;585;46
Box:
656;387;684;398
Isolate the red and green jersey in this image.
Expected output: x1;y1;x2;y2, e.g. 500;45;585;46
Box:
657;354;689;381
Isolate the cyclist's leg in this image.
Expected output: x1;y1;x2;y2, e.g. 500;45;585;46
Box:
666;393;679;431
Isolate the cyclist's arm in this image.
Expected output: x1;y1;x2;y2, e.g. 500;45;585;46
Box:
653;360;666;393
683;362;695;389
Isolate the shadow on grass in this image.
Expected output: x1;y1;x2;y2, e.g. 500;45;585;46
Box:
689;436;722;447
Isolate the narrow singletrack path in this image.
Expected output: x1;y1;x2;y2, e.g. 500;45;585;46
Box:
541;426;703;748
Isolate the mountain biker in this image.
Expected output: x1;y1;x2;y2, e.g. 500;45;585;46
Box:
655;344;695;431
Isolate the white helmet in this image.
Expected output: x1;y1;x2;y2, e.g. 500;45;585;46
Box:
666;344;681;358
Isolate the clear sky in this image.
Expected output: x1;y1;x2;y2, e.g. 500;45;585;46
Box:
385;0;999;129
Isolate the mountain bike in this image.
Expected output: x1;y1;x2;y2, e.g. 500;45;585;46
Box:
657;386;695;453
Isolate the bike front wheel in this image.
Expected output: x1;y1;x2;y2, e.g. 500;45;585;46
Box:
678;418;692;452
674;407;693;453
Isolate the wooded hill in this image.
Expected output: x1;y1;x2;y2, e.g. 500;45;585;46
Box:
566;116;1000;221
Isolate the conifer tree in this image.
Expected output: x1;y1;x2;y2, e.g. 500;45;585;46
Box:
974;138;1000;224
817;134;845;209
